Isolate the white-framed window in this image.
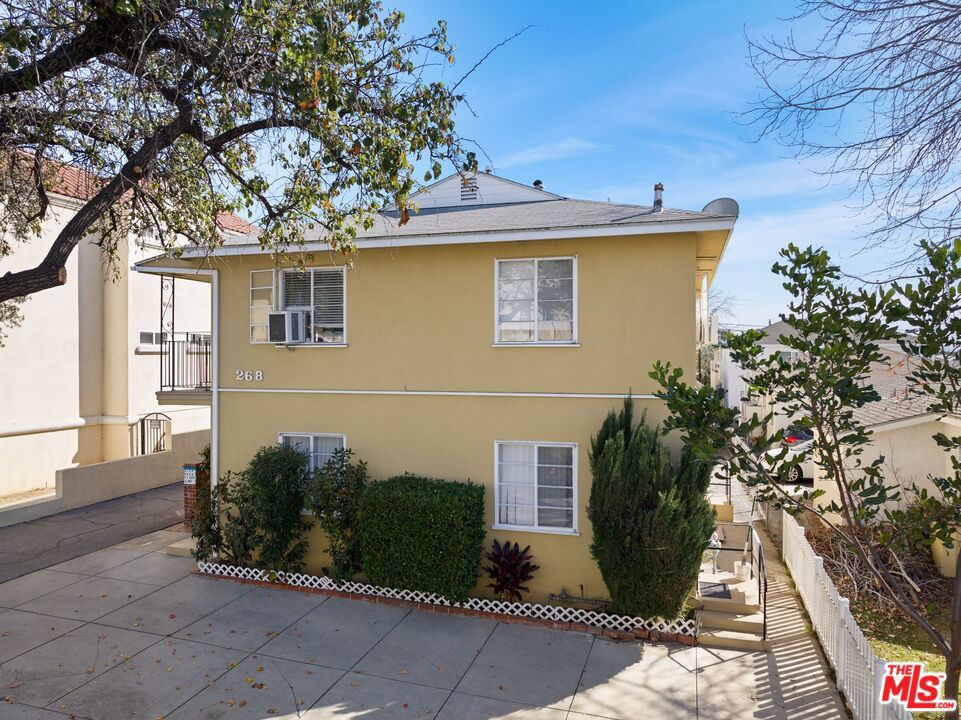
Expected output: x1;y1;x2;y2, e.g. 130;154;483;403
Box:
495;256;577;344
279;432;346;472
250;270;275;343
280;267;346;344
778;350;801;363
494;441;577;534
138;330;168;349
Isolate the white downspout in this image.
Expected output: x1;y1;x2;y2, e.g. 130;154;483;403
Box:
210;270;219;494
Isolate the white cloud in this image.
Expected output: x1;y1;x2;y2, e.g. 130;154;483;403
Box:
497;138;600;168
722;201;866;266
581;157;842;209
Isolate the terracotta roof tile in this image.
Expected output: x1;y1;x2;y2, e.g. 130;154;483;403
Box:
23;154;259;235
215;211;260;236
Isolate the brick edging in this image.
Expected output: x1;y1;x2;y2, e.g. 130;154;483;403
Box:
195;571;697;646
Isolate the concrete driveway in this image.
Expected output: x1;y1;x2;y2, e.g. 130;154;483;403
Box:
0;529;773;719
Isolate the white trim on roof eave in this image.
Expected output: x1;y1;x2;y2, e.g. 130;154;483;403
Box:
866;411;949;433
708;225;736;289
181;217;738;257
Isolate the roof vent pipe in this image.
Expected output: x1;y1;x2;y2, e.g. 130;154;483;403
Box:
653;183;664;212
533;179;544;190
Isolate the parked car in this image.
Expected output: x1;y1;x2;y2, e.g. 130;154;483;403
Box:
782;425;814;447
765;438;816;484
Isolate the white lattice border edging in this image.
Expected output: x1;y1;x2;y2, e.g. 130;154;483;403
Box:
197;561;697;637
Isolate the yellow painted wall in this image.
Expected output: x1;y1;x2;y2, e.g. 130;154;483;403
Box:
219;391;675;603
208;232;700;603
215;234;697;394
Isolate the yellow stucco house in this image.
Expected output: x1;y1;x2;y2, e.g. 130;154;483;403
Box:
136;172;739;602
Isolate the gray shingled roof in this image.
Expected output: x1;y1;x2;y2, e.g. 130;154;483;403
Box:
221;198;734;247
853;353;933;427
758;319;798;346
359;199;730;237
758;317;935;426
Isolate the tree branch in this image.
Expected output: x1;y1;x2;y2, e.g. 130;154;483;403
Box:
0;112;192;302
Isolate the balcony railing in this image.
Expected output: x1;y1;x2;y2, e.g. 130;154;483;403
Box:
160;332;212;392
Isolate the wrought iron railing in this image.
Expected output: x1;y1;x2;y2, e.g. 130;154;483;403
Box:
160;332;212;391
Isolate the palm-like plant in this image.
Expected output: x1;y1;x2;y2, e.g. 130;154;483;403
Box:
484;540;539;602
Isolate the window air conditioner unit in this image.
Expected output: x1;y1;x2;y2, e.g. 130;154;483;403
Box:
268;310;306;344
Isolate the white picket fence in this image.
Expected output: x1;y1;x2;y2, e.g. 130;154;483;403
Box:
781;510;909;720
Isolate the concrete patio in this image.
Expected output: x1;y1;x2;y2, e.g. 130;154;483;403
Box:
0;527;839;719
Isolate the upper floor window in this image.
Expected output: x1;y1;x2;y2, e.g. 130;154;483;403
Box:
250;270;275;343
495;257;576;344
281;268;346;344
249;267;346;345
138;330;168;349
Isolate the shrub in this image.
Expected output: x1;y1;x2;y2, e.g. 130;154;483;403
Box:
308;448;369;580
484;540;539;601
358;474;485;603
241;444;313;572
588;397;716;618
191;444;312;572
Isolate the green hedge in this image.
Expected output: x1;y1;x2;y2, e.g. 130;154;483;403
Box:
358;474;485;603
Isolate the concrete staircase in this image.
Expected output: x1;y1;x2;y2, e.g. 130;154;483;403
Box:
696;572;767;651
164;537;197;558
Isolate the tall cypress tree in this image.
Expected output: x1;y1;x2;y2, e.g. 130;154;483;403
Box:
588;398;716;619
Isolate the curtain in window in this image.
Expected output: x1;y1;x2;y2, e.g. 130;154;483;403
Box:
497;260;535;342
281;434;345;472
249;270;275;343
497;443;536;526
536;259;574;342
497;443;574;529
497;258;574;343
313;435;344;470
536;445;574;527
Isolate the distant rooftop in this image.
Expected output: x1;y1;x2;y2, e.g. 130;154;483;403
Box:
26;154;259;237
756;319;935;427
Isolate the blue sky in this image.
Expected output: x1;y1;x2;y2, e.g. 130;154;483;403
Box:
398;0;891;327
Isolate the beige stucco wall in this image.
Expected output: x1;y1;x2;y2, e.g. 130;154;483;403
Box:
814;418;952;514
0;428;207;527
127;243;211;438
0;197;211;496
211;232;699;602
0;199;98;494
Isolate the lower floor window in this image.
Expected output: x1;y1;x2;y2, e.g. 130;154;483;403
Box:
280;433;346;472
496;441;576;532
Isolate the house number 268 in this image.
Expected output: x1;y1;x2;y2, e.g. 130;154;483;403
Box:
236;369;264;382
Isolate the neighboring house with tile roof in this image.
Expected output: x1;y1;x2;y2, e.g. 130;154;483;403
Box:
134;170;739;602
0;160;256;515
